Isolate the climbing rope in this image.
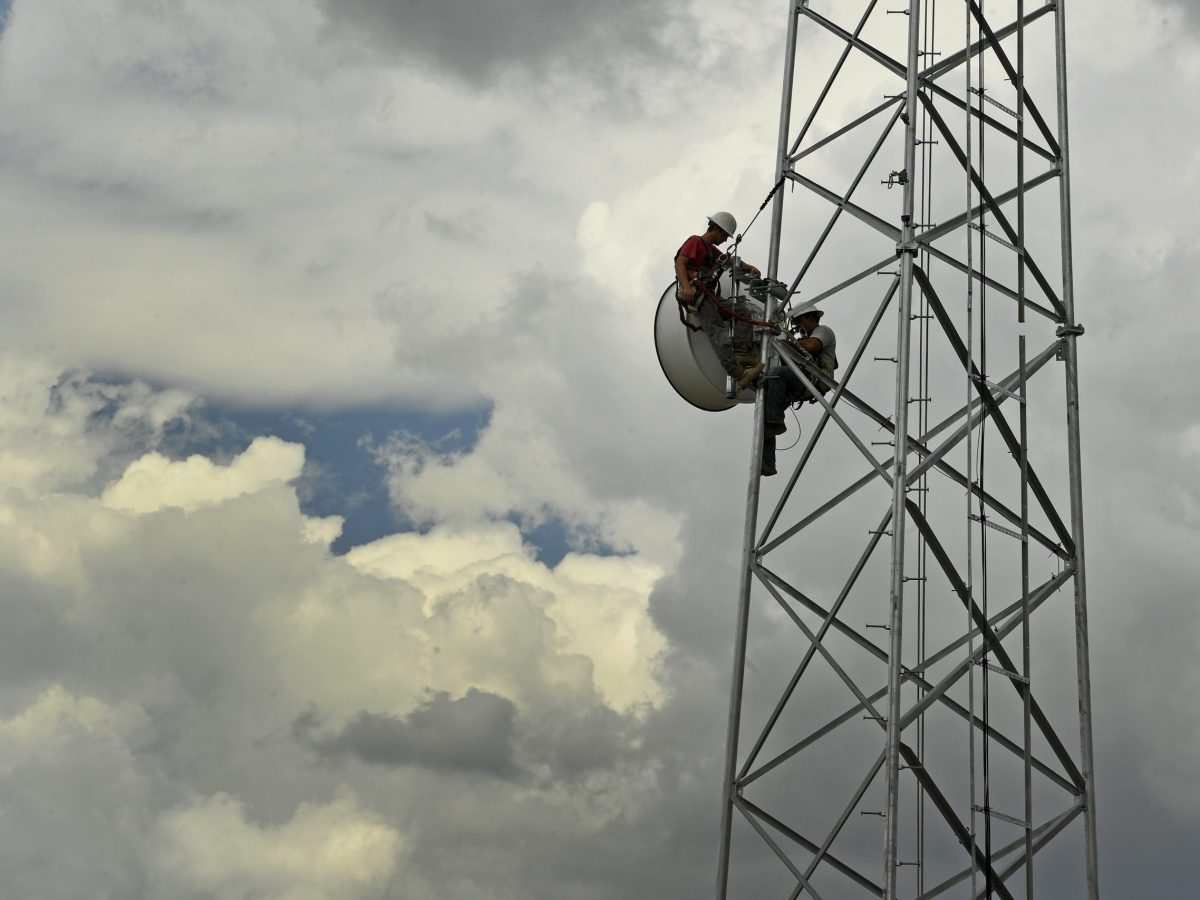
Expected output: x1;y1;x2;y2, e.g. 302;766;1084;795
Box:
721;174;792;307
676;168;795;335
734;173;789;247
684;273;778;330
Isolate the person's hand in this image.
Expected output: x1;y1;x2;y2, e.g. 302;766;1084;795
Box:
680;281;696;304
746;264;761;277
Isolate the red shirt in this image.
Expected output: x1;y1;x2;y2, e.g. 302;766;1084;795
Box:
675;235;727;274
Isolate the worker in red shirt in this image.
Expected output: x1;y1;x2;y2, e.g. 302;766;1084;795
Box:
674;212;764;391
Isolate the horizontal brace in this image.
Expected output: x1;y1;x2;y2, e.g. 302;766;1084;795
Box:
919;168;1058;245
739;797;885;897
921;243;1061;323
900;744;1019;900
965;0;1060;151
916;804;1083;900
918;96;1068;318
922;5;1055;84
734;800;822;899
917;266;1076;552
784;171;901;241
802;255;898;306
799;5;905;80
742;569;1078;794
925;80;1056;162
791;95;904;163
907;500;1085;787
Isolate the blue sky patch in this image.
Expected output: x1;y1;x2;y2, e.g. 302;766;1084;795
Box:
162;402;492;555
510;515;628;568
519;517;573;568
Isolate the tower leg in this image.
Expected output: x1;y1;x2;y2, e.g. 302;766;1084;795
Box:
714;4;800;898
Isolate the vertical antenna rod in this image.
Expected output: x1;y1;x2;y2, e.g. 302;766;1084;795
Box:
1054;0;1101;896
882;3;923;897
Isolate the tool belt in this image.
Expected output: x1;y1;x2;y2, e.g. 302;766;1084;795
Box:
676;273;722;308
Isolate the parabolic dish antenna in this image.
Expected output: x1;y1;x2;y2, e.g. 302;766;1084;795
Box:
653;274;760;412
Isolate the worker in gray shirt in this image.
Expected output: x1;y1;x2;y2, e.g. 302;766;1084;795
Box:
762;307;837;476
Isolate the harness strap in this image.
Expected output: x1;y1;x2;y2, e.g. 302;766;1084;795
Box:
692;276;775;328
675;286;703;333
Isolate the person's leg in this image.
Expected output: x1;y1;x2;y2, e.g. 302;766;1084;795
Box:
701;302;762;390
699;300;735;371
761;432;777;476
731;303;764;385
765;366;806;431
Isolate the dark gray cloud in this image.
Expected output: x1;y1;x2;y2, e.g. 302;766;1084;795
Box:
1164;0;1200;33
1094;734;1200;899
66;176;242;234
522;705;628;778
319;0;686;84
295;688;522;778
423;210;480;243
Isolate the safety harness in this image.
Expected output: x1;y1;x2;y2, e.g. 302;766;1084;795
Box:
675;267;777;333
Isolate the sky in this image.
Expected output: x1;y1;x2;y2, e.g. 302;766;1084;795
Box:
0;1;1196;898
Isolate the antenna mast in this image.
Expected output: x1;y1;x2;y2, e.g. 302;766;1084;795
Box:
716;1;1098;897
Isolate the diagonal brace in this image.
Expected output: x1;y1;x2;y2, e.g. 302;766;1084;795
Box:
915;266;1075;551
907;500;1086;788
784;171;901;242
899;743;1018;900
918;98;1067;319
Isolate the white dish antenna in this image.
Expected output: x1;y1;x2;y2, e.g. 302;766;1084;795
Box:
653;275;757;412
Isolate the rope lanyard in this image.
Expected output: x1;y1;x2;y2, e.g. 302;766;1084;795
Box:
694;276;775;328
674;170;793;334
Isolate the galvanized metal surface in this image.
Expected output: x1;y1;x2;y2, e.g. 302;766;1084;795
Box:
714;0;1099;896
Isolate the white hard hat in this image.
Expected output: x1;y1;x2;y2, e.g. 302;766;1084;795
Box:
708;211;737;236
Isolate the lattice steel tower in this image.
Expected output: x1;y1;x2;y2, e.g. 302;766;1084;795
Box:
716;1;1098;898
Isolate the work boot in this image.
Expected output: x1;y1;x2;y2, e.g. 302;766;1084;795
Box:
766;420;787;437
761;461;777;477
735;362;764;390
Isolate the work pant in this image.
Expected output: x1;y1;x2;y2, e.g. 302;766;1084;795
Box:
762;364;817;468
765;365;813;425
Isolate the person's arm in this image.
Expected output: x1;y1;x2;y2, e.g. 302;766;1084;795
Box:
793;336;823;353
674;255;695;303
792;322;833;354
716;249;760;278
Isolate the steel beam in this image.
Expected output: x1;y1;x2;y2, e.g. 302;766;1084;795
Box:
715;2;1096;895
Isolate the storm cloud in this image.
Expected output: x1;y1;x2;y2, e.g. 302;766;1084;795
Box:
318;0;688;83
0;0;1197;897
295;689;522;778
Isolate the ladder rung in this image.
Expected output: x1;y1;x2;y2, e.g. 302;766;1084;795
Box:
970;373;1026;404
969;221;1022;254
970;88;1022;121
973;805;1031;829
969;513;1027;542
976;658;1030;685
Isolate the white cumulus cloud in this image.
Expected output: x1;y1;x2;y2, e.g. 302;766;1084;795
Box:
102;436;306;514
147;792;405;900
